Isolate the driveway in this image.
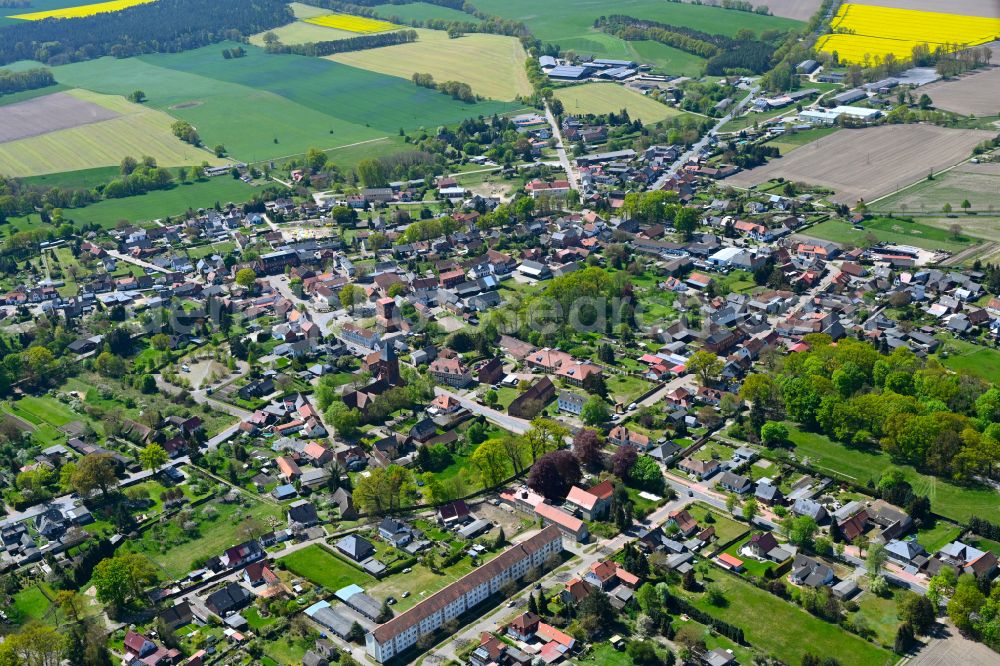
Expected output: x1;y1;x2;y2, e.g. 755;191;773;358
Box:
433;387;531;435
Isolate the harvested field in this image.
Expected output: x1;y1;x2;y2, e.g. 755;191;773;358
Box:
917;66;1000;117
328;29;531;101
726;125;995;205
871;161;1000;214
0;91;119;143
0;88;223;177
854;0;999;19
738;0;823;21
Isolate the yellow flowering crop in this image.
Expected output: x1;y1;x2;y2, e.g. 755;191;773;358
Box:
818;3;1000;64
11;0;155;20
303;13;397;34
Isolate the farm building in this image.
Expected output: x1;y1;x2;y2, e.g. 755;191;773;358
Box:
548;65;593;80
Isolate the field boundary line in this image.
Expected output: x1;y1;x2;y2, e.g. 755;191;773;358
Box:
248;136;390;165
867;155;977;207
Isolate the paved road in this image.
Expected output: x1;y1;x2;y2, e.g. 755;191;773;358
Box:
105;249;168;274
544;101;577;190
652;86;759;190
433;387;531;435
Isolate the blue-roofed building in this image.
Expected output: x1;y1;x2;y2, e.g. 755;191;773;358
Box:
548;65;593;81
335;584;365;603
273;484;297;500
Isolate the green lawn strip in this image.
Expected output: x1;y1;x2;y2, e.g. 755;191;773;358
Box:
677;573;894;665
781;424;998;523
13;583;56;622
802;216;977;253
280;543;374;591
915;521;963;554
607;374;653;404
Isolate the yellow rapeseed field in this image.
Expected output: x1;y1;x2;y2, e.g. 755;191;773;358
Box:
818;3;1000;64
11;0;155;20
303;13;397;34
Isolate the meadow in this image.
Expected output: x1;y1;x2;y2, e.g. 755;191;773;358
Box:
329;29;532;101
780;425;999;523
675;572;895;666
803;216;977;253
554;83;684;126
0;88;222;176
937;335;1000;384
818;3;1000;63
764;127;840;154
50;42;515;164
871;163;1000;214
475;0;801;69
9;0;152;21
628;40;707;77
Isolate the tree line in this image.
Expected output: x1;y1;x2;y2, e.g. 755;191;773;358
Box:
0;66;55;96
738;336;1000;483
0;0;292;66
595;14;781;74
263;28;417;56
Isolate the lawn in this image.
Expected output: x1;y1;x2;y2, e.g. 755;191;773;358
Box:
475;0;800;69
916;521;963;553
721;534;773;578
367;551;494;613
937;336;1000;384
685;502;748;543
52;42;515;164
672;617;755;664
851;588;906;648
677;572;894;666
22;165;120;189
803;216;978;253
0;88;224;177
970;536;1000;556
607;373;653;404
280;543;374;591
577;643;641;666
12;583;55;622
781;424;999;523
628;40;706;76
870;167;1000;214
554;83;685;126
329;29;532;101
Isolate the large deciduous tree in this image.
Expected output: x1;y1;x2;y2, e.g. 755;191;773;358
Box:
527;450;581;501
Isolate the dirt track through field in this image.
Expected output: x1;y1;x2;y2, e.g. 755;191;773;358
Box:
0;91;120;143
726;125;994;204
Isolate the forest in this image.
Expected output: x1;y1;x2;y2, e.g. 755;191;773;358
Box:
595;14;780;75
0;67;55;96
302;0;529;38
0;0;291;66
738;336;1000;483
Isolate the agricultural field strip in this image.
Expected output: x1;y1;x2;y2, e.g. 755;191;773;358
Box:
554;82;683;125
9;0;153;20
0;91;119;143
0;88;224;177
818;3;1000;63
727;125;995;205
328;29;532;101
304;13;398;33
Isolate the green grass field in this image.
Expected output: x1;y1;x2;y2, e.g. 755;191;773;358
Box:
280;544;373;590
871;167;1000;214
555;83;684;126
0;88;223;176
475;0;801;68
22;165;121;189
782;425;999;523
369;1;473;23
803;216;978;253
686;503;748;543
916;521;963;553
249;20;358;46
50;42;514;165
851;588;906;648
329;29;531;101
628;40;706;76
9;176;256;229
677;572;894;665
